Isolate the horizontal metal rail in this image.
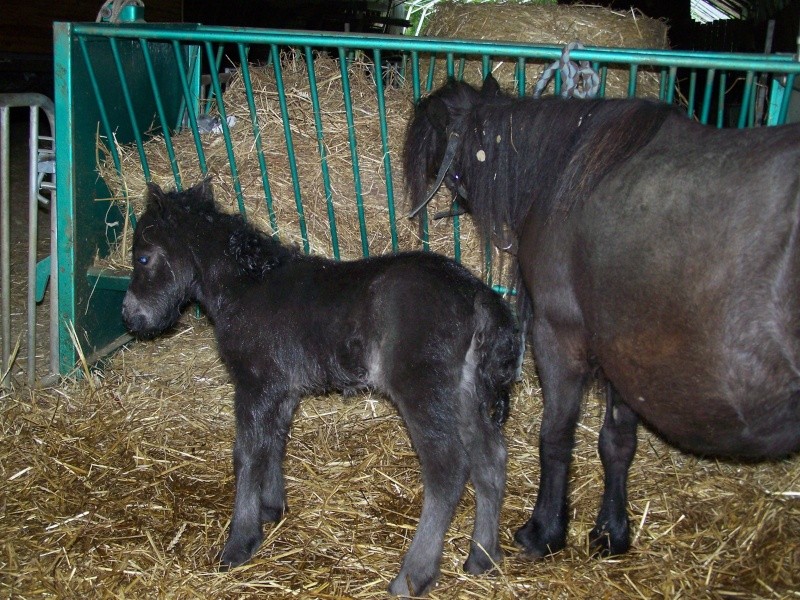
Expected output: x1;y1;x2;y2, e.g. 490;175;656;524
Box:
55;22;800;374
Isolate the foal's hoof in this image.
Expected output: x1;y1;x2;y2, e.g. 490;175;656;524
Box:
514;521;565;558
260;504;285;523
219;534;262;570
388;569;438;597
463;545;502;575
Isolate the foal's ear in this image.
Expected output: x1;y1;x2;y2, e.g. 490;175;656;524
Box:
189;178;215;208
481;74;501;97
145;181;169;213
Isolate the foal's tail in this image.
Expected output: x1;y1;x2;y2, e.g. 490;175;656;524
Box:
473;291;524;426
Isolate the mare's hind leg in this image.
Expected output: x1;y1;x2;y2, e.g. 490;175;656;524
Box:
589;381;638;556
388;395;469;597
461;388;508;575
515;319;587;557
220;386;299;568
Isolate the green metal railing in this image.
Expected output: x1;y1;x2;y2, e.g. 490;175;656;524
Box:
54;21;800;375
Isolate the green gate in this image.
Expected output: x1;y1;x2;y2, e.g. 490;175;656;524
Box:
54;17;800;375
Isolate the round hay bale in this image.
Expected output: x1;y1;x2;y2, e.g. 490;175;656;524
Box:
422;2;670;97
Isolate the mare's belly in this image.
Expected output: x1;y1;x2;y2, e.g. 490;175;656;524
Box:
612;374;800;459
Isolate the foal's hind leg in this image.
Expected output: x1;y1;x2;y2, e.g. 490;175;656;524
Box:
388;395;469;597
461;388;507;575
589;381;638;556
220;387;299;568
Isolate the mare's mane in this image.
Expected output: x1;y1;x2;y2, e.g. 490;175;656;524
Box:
462;91;679;232
406;78;681;239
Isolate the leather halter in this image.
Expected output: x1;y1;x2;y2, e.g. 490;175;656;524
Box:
407;129;462;219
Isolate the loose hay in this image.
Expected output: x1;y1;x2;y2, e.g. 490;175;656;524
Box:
97;53;513;289
422;2;670;97
3;315;799;598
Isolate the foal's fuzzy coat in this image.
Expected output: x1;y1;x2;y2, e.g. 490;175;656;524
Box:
121;181;522;596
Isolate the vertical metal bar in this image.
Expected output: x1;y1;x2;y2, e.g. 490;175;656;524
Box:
425;54;436;92
458;56;466;81
141;39;181;187
78;37;122;173
304;46;338;258
446;52;455;79
599;65;608;98
452;206;461;263
409;50;429;250
205;41;246;216
203;44;226;112
109;38;151;182
26;107;39;384
700;68;715;125
373;48;398;253
172;40;208;174
516;56;526;97
778;73;796;124
481;55;490;80
54;22;77;375
659;67;668;100
337;46;368;257
554;67;562;97
0;105;10;381
737;70;755;129
238;44;279;235
628;63;638;97
665;66;678;104
410;50;422;102
272;44;309;252
717;71;727;128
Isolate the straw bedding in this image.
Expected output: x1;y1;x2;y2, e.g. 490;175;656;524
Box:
2;314;799;598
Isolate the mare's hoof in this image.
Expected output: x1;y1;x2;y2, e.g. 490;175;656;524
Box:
514;521;565;558
463;546;502;575
388;570;438;597
219;533;263;570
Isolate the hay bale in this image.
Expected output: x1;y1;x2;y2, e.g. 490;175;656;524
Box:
422;2;670;97
98;52;513;288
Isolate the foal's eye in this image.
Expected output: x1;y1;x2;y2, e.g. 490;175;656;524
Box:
137;255;149;265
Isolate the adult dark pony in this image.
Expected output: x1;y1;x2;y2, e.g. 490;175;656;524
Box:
121;180;522;597
404;74;800;560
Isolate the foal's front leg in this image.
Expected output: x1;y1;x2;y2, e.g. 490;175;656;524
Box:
514;319;587;557
589;381;638;556
220;386;298;568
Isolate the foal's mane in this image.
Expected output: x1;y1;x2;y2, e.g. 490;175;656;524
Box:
146;181;299;280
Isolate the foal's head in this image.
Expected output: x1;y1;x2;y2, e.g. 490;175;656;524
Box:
121;180;212;338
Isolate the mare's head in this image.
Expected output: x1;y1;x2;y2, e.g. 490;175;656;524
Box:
404;75;503;219
121;180;213;338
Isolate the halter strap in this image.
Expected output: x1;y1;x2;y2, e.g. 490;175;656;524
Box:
407;129;462;219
